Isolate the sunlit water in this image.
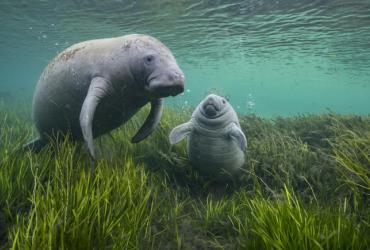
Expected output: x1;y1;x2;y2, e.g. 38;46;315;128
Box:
1;0;369;116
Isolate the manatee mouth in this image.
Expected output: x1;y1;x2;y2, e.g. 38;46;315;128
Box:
146;73;184;97
147;81;183;97
204;104;218;117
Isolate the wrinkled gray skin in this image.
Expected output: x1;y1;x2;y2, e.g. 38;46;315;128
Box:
169;94;247;179
25;34;185;159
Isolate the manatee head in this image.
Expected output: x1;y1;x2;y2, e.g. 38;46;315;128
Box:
126;34;185;98
193;94;239;128
199;94;231;118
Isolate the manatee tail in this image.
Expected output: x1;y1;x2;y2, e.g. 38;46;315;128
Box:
21;137;48;153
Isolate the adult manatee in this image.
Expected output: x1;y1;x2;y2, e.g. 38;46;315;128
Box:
169;94;246;179
25;34;185;159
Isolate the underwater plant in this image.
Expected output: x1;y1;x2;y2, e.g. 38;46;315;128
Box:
0;102;369;249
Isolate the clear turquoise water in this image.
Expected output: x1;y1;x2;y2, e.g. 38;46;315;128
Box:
1;0;369;116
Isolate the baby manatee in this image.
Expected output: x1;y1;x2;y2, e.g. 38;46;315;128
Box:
24;34;185;159
169;94;247;179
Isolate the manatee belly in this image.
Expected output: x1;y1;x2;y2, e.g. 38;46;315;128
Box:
33;90;140;140
187;130;245;177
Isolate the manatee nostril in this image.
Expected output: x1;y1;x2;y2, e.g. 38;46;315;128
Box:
178;73;185;81
170;72;185;82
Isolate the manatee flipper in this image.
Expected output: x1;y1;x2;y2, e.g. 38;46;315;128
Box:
22;137;48;153
131;98;163;143
228;123;247;151
79;76;113;159
169;122;193;145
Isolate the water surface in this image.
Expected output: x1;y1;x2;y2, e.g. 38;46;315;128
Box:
1;0;369;116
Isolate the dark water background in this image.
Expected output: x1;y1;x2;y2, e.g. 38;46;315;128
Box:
0;0;369;116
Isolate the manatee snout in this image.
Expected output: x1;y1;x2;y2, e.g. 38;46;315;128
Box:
148;69;185;97
202;94;222;117
169;71;185;90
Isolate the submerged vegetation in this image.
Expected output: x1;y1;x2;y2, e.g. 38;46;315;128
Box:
0;101;369;249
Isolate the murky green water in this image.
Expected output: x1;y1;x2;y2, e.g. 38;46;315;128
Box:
1;0;369;116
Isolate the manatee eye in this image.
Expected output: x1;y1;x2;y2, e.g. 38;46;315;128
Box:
222;99;226;104
144;55;155;65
